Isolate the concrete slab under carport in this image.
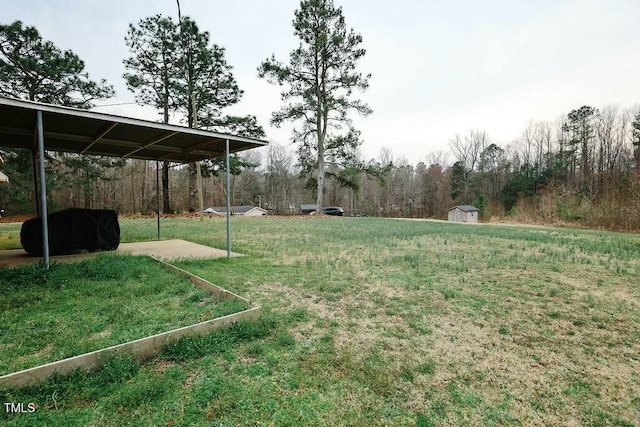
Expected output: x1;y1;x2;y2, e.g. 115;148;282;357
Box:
0;239;243;268
115;239;243;261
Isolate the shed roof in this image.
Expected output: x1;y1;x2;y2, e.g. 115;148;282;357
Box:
448;205;479;212
0;97;267;163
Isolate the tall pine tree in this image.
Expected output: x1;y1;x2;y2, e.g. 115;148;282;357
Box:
125;12;264;212
124;15;180;213
0;20;113;106
175;15;264;210
258;0;371;211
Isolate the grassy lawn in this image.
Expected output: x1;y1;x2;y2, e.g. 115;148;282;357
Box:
0;254;248;375
0;222;21;250
1;216;640;425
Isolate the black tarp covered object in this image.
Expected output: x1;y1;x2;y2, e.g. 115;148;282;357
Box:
21;208;120;256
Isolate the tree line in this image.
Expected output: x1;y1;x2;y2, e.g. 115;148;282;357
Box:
222;100;640;232
442;104;640;231
1;1;639;231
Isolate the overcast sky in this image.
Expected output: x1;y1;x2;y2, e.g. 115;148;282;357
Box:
4;0;640;165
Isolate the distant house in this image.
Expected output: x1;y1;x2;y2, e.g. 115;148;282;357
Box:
234;206;267;216
204;206;267;216
447;205;479;223
299;204;317;214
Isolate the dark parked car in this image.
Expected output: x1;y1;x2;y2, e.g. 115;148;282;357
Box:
322;206;344;216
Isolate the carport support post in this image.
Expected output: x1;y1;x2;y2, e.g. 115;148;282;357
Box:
156;161;160;241
225;139;231;258
36;110;50;268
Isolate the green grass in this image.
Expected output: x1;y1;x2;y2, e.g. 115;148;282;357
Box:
0;254;247;375
0;222;21;250
1;216;640;426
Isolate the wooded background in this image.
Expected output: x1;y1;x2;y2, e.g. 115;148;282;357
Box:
3;104;640;232
1;3;640;231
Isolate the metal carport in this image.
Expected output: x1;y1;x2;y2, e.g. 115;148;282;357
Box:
0;96;268;267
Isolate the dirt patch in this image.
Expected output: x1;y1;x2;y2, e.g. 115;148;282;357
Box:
90;327;114;341
154;359;177;374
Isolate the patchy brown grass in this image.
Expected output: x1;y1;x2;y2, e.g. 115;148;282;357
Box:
238;217;639;424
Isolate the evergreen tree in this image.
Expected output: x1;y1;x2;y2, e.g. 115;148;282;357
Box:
0;149;34;213
450;161;467;201
0;20;114;106
565;105;599;190
124;15;180;212
124;13;264;212
258;0;371;212
174;16;264;210
501;164;546;212
0;20;117;214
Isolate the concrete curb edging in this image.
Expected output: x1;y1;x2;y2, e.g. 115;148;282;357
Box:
0;256;261;389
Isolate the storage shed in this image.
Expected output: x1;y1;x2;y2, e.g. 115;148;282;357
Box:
447;205;479;223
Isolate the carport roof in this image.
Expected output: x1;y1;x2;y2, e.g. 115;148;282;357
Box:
0;96;268;163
